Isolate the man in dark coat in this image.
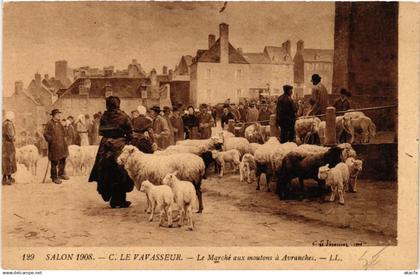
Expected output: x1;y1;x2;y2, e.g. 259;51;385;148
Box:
131;105;154;153
309;74;328;115
89;96;134;208
333;88;352;113
44;109;69;184
183;106;200;139
276;85;297;143
220;105;235;129
2;111;17;185
170;107;185;142
257;101;272;126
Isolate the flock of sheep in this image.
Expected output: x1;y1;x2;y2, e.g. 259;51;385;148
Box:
13;111;370;230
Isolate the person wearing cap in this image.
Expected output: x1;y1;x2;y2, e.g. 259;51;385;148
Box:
333;88;352;113
276;85;297;143
183;106;200;139
246;103;259;123
43;109;69;184
237;103;247;123
2;111;17;185
309;74;328;116
170;107;185;142
198;104;214;139
89;96;134;208
76;114;89;146
163;106;175;146
131;105;154;153
257;101;272;126
221;104;235;130
149;106;170;149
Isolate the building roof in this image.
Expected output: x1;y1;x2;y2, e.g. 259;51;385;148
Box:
195;39;249;64
183;55;193;67
5;90;43;106
59;77;148;98
263;46;293;64
42;78;66;91
242;53;272;64
302;49;334;63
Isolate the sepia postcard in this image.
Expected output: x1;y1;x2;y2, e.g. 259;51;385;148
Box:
1;1;419;271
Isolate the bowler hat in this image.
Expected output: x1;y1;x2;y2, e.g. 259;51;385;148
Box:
50;109;61;116
150;106;161;113
283;85;293;92
311;74;322;82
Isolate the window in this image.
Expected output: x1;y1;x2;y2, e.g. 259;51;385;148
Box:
236;89;242;97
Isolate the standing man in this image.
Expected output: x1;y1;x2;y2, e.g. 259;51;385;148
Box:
257;101;272;126
246;103;259;123
221;105;235;130
199;104;214;139
130;105;154;153
163;106;175;146
183;106;200;139
237;103;247;122
309;74;328;116
44;109;69;184
2;111;17;185
149;106;170;149
170;107;185;142
276;85;297;143
76;114;89;146
333;88;352;113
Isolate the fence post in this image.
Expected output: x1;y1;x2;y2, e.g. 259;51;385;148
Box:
325;107;336;146
269;114;279;137
228;119;235;134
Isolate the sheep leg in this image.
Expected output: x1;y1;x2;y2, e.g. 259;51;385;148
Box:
149;200;155;222
158;204;165;226
186;204;194;231
196;187;203;213
329;186;336;202
338;188;345;205
239;165;244;182
145;194;152;213
166;205;173;228
266;172;271;192
219;162;224;177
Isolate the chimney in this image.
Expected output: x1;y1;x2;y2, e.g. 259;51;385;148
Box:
208;34;216;49
35;73;41;85
162;66;168;75
44;74;49;80
132;59;138;64
55;60;68;80
283;40;291;56
14;81;23;94
219;23;229;64
237;48;243;55
297;40;304;53
168;69;173;81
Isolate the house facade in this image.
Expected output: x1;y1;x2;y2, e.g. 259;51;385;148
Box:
189;23;294;106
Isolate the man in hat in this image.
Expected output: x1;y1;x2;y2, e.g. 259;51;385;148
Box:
149;106;170;149
333;88;352;113
221;104;235;130
309;74;328;116
276;85;297;143
163;106;175;145
170;106;185;142
183;106;200;139
43;109;69;184
198;104;214;139
257;101;272;126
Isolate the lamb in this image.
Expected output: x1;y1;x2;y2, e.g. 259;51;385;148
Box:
345;157;363;192
276;146;344;200
80;145;99;174
211;149;241;177
318;163;350;204
295;117;321;144
239;153;256;183
16;145;39;175
117;145;205;212
68;145;83;175
162;172;197;230
343;116;376;144
220;135;251;157
139;180;174;227
337;143;357;161
254;137;281;191
244;123;269;144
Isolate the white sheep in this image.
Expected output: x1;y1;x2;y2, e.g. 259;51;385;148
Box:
254;137;281;191
117;145;205;212
16;145;39;175
295;117;321;144
211;149;241;177
80;145;99;174
140;180;174;228
345;157;363;192
293;144;329;157
68;145;83;175
318;163;349;205
249;143;263;155
154;144;205;156
14;163;33;184
176;136;223;151
270;142;298;172
162;172;197;230
343;116;376;144
239;153;256;183
337;143;357;161
244;123;269;143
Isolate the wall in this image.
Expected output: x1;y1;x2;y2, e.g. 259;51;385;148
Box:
170;81;190;108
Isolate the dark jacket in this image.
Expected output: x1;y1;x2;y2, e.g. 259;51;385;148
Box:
258;108;272;126
276;94;297;127
333;98;351;113
131;115;153;153
310;83;328;115
221;112;235;129
44;119;69;161
65;124;77;145
88;108;134;202
2;120;17;175
183;114;200;139
170;114;184;142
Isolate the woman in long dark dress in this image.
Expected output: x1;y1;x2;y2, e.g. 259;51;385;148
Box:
88;96;134;208
2;111;17;185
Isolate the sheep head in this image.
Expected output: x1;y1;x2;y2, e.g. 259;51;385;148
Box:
318;164;330;180
140;180;152;193
354;159;363;172
117;145;139;167
211;150;219;159
162;171;178;187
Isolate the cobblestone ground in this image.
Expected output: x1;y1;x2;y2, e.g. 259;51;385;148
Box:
3;157;396;247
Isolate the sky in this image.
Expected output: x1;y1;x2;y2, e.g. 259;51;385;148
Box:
3;2;335;96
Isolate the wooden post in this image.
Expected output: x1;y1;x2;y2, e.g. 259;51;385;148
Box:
269;114;279;137
325;107;336;146
227;119;235;134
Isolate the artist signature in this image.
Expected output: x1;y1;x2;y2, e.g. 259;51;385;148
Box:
358;247;388;270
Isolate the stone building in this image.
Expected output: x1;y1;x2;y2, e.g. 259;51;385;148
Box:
293;40;334;97
170;55;193;107
52;70;171;118
189;23;294;106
